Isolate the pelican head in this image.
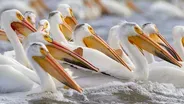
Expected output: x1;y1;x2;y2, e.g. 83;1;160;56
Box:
25;31;99;72
172;26;184;60
142;23;182;61
1;9;36;37
38;19;50;34
118;22;182;67
27;42;82;93
57;4;78;30
27;42;48;56
172;26;184;42
48;11;72;41
73;23;95;46
142;23;159;35
24;11;36;28
73;23;132;71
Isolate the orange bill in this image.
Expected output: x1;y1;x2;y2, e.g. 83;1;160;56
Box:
43;35;99;72
128;33;182;67
59;22;73;41
149;33;182;61
83;34;132;71
32;51;82;93
11;19;37;37
64;16;78;30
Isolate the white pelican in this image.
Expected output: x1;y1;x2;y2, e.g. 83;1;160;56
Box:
26;42;82;93
14;11;37;42
142;23;182;63
0;49;40;93
107;24;134;68
58;0;102;20
2;9;99;74
147;1;184;19
93;0;142;17
0;9;100;91
1;9;36;67
173;26;184;61
0;10;36;42
58;0;142;19
23;31;99;73
57;4;78;30
0;11;35;45
0;11;36;53
0;65;34;93
24;11;37;28
141;23;184;69
1;9;99;81
49;11;73;41
0;9;41;83
118;22;184;87
24;32;122;88
49;11;132;70
48;11;135;79
73;23;132;70
37;19;50;34
48;11;181;83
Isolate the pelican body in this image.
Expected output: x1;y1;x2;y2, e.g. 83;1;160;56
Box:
48;11;136;79
118;22;184;87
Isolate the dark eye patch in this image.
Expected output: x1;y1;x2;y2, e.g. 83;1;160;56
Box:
74;24;85;31
142;23;152;29
48;11;59;19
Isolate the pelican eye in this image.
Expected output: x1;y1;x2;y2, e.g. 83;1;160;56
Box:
16;12;24;21
40;47;45;54
60;14;64;21
27;16;31;23
134;26;143;35
44;35;52;42
88;26;95;35
44;22;48;29
69;8;74;17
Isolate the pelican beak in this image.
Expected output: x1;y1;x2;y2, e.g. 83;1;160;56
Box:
126;0;142;13
64;16;78;30
83;34;132;71
0;29;9;41
59;22;73;41
149;33;182;61
32;50;82;93
45;38;99;72
0;29;24;42
128;32;182;67
11;19;37;37
26;19;36;28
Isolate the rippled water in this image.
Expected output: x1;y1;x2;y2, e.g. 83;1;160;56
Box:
2;81;184;104
1;0;184;104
